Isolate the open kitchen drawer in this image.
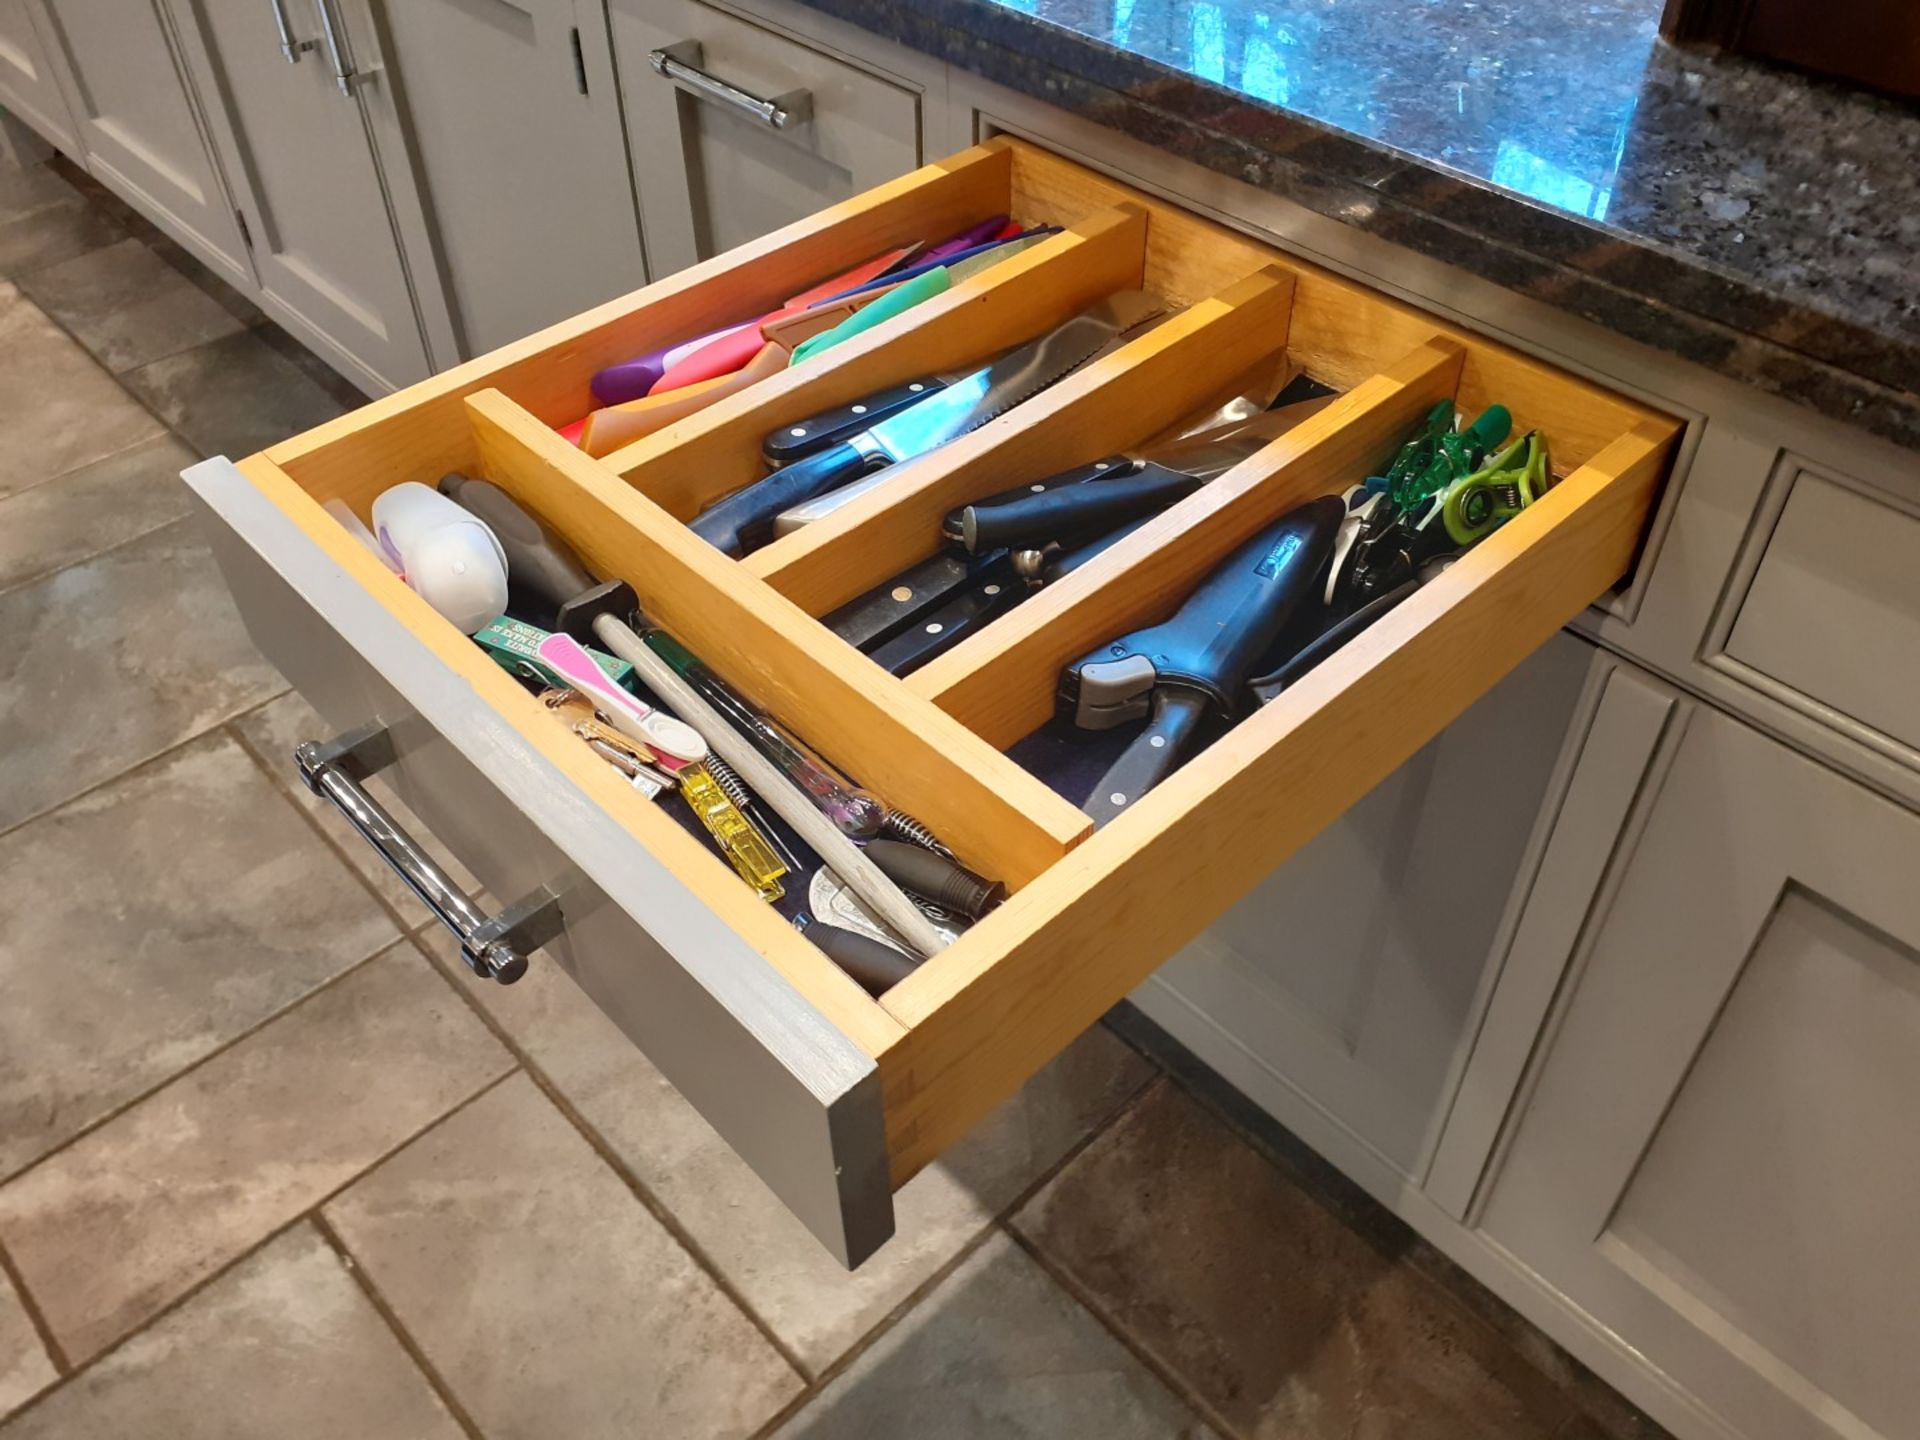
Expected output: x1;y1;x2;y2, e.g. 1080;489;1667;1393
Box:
183;137;1678;1267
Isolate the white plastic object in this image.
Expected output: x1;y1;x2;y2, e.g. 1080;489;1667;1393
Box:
370;481;509;633
322;498;402;574
534;632;709;765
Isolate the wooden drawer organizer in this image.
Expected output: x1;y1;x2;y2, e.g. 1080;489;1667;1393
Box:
186;137;1678;1267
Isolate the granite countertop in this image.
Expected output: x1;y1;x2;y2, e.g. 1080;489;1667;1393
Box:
793;0;1920;451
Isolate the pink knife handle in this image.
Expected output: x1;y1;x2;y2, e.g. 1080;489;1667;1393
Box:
534;633;707;764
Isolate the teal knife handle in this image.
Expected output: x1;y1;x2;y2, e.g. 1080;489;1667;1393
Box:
691;442;888;557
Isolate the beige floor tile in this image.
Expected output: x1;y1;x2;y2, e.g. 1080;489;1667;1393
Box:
121;329;348;461
0;188;123;281
772;1232;1215;1439
0;945;510;1361
435;938;1154;1373
0;1263;56;1422
0;435;198;592
325;1071;802;1440
0;1225;465;1440
14;239;247;373
1011;1082;1580;1440
0;285;161;497
0;519;286;830
0;731;400;1178
232;692;487;927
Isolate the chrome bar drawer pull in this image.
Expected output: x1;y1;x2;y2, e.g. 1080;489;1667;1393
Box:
267;0;316;62
648;40;811;130
295;726;562;984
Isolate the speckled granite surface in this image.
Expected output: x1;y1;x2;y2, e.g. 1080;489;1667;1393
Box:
793;0;1920;449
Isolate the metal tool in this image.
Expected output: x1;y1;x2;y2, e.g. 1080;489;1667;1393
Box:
678;762;789;902
692;290;1163;555
1059;497;1344;827
643;627;887;838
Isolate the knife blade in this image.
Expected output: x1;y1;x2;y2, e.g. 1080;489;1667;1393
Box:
691;291;1163;557
766;296;1168;536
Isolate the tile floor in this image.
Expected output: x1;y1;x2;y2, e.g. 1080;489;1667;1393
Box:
0;146;1674;1440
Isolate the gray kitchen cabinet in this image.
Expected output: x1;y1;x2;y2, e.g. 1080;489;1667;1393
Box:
0;0;78;158
1131;632;1598;1186
29;0;250;285
1474;703;1920;1440
341;0;647;363
610;0;922;276
170;0;428;392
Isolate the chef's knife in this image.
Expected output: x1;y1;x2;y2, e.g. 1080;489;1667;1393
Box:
692;291;1162;557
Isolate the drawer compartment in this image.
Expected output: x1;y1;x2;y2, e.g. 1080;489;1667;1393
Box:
185;137;1678;1268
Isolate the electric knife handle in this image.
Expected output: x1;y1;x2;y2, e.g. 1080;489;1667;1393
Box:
691;442;887;557
962;461;1202;552
761;378;945;465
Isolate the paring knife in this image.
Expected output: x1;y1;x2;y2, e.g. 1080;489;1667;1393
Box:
691;290;1163;557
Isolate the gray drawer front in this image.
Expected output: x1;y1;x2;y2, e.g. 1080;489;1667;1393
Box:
185;458;892;1267
1716;459;1920;758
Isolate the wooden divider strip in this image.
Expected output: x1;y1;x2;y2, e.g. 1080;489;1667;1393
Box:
603;205;1151;518
266;141;1017;511
875;415;1680;1183
746;267;1301;616
230;453;904;1057
907;338;1468;748
1002;138;1662;475
464;389;1093;888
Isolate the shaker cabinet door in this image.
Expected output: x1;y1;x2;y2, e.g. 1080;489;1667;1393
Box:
173;0;428;392
32;0;249;282
0;0;79;156
610;0;920;277
1478;707;1920;1440
348;0;647;362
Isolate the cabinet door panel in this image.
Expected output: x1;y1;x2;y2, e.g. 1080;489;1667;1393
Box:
1480;708;1920;1440
34;0;248;280
351;0;645;362
175;0;426;392
1131;632;1596;1178
0;0;79;156
611;0;919;276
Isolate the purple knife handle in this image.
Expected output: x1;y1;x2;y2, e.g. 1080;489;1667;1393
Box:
590;319;756;406
921;214;1008;263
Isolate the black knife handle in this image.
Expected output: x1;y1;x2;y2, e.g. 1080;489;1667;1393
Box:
1083;689;1210;828
761;378;946;465
805;923;918;996
867;560;1023;675
962;461;1205;553
825;551;982;650
691;443;889;557
942;456;1135;544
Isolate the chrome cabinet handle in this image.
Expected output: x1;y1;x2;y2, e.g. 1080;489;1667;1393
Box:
313;0;373;96
267;0;316;62
648;40;811;130
296;726;562;984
